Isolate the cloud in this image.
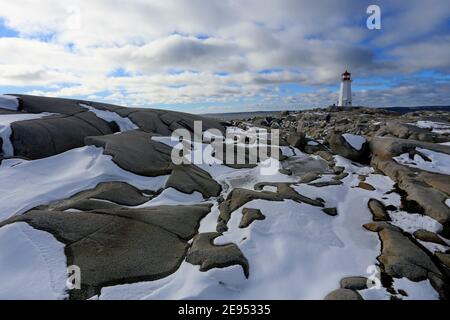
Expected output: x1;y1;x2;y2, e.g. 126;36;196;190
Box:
0;0;448;110
391;35;450;73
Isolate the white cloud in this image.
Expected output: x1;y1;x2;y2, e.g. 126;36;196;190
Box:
0;0;448;109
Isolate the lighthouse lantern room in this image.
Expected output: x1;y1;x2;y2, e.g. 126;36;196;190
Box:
338;70;352;107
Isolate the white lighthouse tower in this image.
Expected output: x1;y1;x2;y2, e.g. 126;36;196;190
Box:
338;70;352;107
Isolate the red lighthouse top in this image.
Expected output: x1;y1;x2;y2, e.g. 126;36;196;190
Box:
342;70;351;81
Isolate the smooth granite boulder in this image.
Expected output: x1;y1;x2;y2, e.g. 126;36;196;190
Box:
324;288;363;300
11;113;116;159
85;130;173;176
186;232;249;278
0;204;212;299
329;131;370;163
165;164;221;198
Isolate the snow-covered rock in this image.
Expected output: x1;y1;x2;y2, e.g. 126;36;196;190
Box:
0;146;168;221
342;133;366;151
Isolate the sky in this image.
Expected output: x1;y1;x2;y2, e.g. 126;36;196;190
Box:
0;0;449;113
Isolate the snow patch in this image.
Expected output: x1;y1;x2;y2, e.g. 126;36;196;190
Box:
394;148;450;175
280;146;304;157
0;222;68;299
262;185;277;192
80;104;138;132
133;188;205;208
359;278;438;300
0;146;168;222
0;95;19;111
100;167;385;299
334;155;374;175
414;120;450;134
418;240;448;254
392;278;439;300
342;133;366;151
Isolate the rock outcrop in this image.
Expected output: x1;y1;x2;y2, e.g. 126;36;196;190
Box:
186;232;249;278
7;94;226;161
0;204;212;299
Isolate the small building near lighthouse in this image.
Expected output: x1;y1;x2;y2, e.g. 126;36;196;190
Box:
338;70;352;107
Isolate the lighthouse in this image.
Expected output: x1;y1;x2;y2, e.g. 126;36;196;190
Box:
338;70;352;107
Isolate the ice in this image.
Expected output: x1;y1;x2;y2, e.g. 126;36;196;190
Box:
418;240;448;254
100;194;380;299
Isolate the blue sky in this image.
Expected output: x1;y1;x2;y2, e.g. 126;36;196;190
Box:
0;0;449;113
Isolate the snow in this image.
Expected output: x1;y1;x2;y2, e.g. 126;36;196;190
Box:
359;278;438;300
418;240;448;254
0;222;68;299
133;188;205;208
393;148;450;175
334;155;374;175
342;133;366;151
80;104;138;132
212;160;297;193
100;197;381;299
446;199;450;208
414;120;450;134
152;134;297;193
2;125;444;300
0;112;56;156
262;186;277;192
358;286;391;300
280;146;304;157
100;165;388;300
98;136;446;300
389;211;443;234
307;140;319;146
100;262;247;300
439;142;450;146
387;209;448;253
0;94;19;111
0;146;168;222
392;278;439;300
